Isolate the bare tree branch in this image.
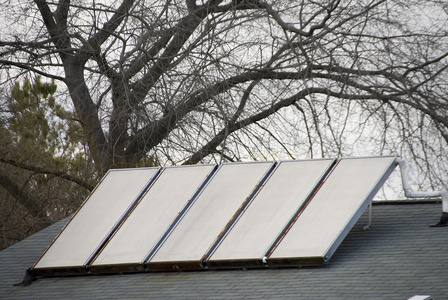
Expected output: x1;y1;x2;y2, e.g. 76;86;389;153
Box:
0;158;95;191
0;168;52;227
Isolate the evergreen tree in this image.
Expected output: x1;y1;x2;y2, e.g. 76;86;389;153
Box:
0;77;95;250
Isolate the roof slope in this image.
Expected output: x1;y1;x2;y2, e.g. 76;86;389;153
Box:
0;202;447;299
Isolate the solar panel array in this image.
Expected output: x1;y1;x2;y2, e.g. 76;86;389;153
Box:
31;156;396;276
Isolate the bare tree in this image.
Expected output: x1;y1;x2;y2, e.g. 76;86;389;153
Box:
0;0;447;193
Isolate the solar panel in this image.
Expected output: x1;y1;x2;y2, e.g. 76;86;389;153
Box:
267;156;396;266
205;159;335;268
147;161;275;270
32;168;160;273
89;164;217;273
30;156;398;277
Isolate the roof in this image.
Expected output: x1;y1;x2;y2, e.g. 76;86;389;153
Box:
0;202;447;299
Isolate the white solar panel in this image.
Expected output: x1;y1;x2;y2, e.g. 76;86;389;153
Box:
267;156;396;265
205;159;334;267
33;168;159;271
147;162;275;269
89;165;216;272
30;156;398;276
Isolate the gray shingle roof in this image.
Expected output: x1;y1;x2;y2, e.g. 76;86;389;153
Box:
1;202;447;299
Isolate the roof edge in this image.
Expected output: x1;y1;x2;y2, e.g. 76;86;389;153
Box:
372;199;441;205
